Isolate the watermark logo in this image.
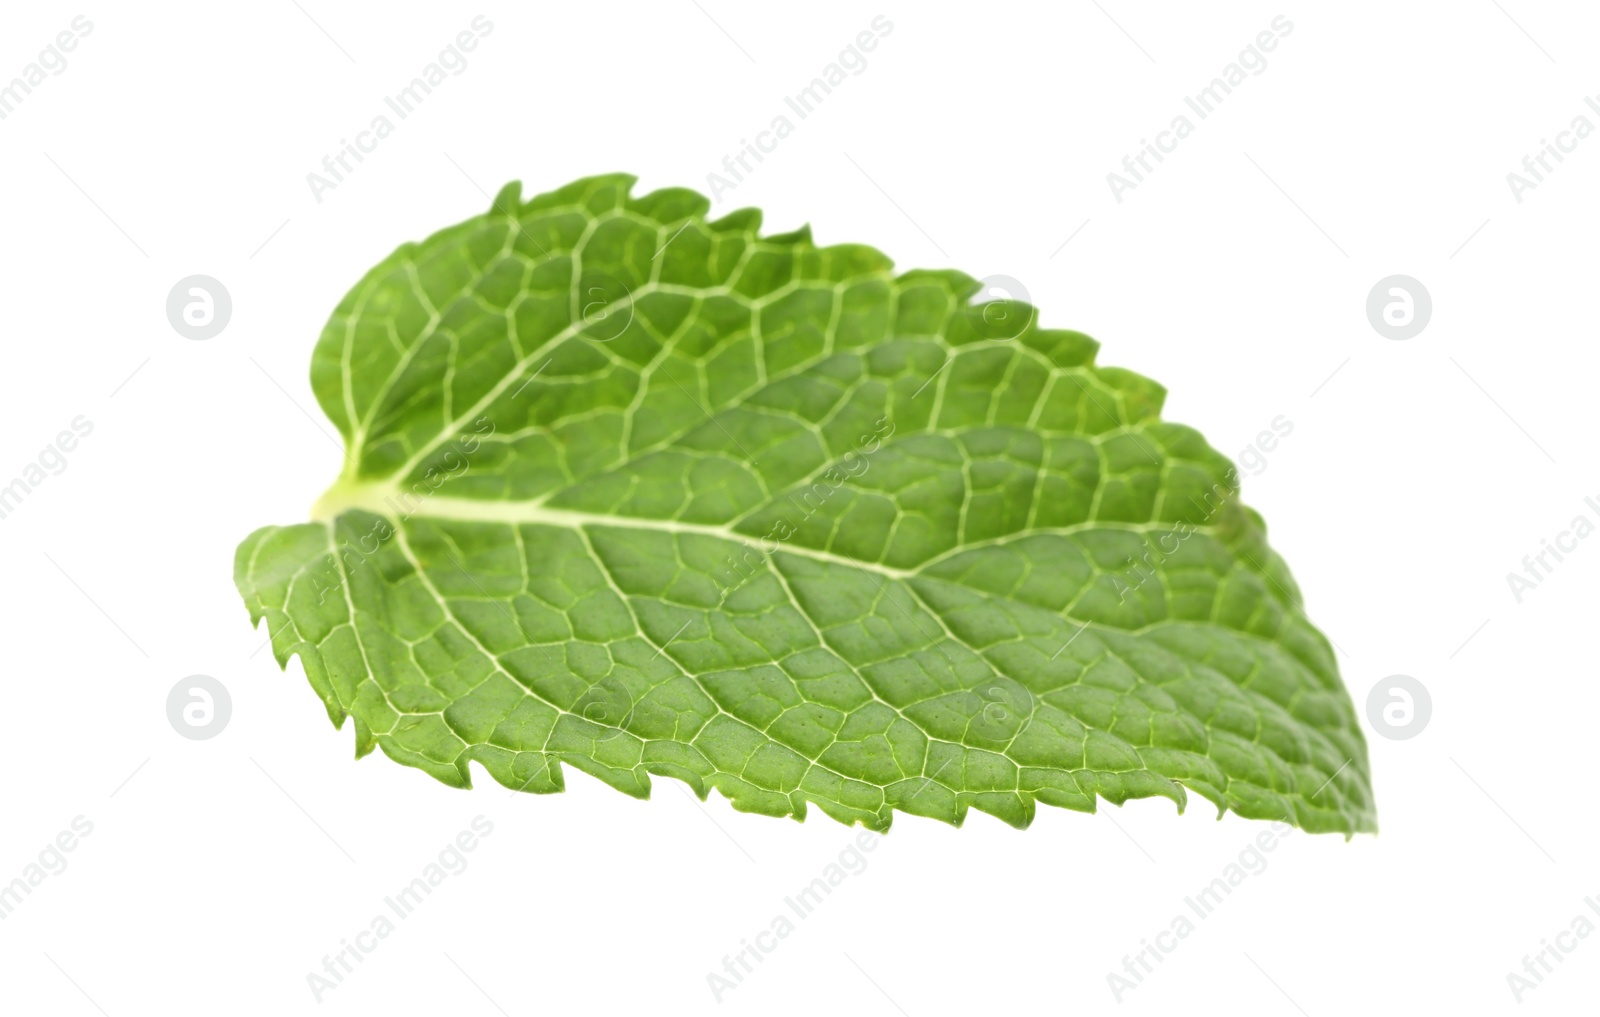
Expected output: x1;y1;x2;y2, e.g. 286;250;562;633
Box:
0;416;94;523
1107;820;1295;1001
0;816;94;920
1107;16;1293;203
577;272;634;342
307;816;494;1001
1506;94;1600;204
1236;415;1294;476
1107;427;1291;605
708;417;895;598
166;275;232;340
1506;896;1600;1002
1506;493;1599;603
706;16;894;201
707;830;882;1001
0;16;93;121
965;275;1034;341
167;675;232;740
306;17;494;203
1365;275;1430;340
306;416;497;605
1365;674;1430;740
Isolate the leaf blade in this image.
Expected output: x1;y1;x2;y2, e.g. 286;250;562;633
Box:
238;175;1375;835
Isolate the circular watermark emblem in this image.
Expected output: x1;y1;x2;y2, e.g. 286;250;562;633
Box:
966;274;1034;341
966;678;1033;742
577;272;634;342
166;275;232;340
1365;275;1431;340
1365;673;1431;740
167;674;232;740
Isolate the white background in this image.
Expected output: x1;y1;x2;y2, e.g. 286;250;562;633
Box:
1;2;1596;1013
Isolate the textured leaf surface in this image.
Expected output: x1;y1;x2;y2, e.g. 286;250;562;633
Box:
237;174;1374;835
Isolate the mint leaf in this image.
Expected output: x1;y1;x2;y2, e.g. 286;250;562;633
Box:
237;174;1374;835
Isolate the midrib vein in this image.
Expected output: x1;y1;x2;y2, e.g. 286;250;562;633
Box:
312;485;916;581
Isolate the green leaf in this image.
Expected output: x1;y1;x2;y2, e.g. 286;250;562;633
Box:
237;173;1374;835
